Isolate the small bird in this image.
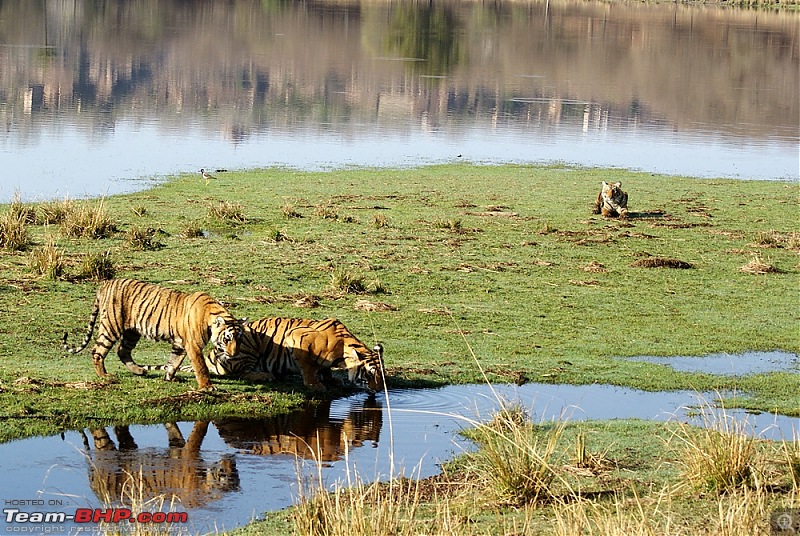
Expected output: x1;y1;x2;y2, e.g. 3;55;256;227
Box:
199;168;217;184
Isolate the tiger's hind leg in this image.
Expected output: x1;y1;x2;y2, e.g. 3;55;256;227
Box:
162;345;187;381
91;331;116;377
117;329;146;376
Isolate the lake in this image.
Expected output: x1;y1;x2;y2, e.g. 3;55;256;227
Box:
1;0;798;203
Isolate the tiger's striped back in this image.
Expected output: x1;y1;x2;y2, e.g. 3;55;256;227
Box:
62;278;243;390
208;317;385;392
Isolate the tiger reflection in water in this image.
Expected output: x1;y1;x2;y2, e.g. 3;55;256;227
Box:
214;396;383;462
81;421;240;509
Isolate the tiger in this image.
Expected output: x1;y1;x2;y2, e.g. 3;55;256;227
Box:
144;317;385;392
62;278;243;390
592;181;629;218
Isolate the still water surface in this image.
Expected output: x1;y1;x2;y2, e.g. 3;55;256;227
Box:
1;381;798;532
1;0;798;202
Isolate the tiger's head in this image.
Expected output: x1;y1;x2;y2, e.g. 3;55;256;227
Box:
601;181;623;202
344;343;385;393
210;316;244;359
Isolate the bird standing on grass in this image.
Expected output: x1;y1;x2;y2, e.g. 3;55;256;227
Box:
199;168;217;184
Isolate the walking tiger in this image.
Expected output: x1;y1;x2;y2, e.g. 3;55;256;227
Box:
62;278;243;390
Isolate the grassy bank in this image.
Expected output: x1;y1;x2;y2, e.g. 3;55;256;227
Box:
233;408;799;535
0;164;797;442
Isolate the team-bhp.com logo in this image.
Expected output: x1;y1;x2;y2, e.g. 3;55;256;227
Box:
4;506;188;527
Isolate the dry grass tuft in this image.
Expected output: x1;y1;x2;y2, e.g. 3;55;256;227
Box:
78;251;116;281
328;268;386;295
125;226;163;250
569;279;600;286
739;255;781;275
0;208;33;251
314;203;339;220
630;257;693;269
29;235;65;280
354;299;397;312
8;192;37;225
432;218;464;233
61;198;117;239
753;229;800;250
264;228;291;243
293;450;423;536
787;430;800;491
293;294;321;308
583;261;607;273
372;213;390;228
38;197;74;225
282;203;303;219
180;222;205;238
208;200;247;223
465;404;565;507
670;402;764;495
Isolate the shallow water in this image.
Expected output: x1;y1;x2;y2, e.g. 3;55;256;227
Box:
1;0;798;202
630;350;799;376
1;382;797;533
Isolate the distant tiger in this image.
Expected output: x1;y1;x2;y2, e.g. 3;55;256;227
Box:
593;181;629;218
62;278;243;390
145;317;385;392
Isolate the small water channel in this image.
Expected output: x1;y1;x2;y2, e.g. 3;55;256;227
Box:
628;350;799;376
1;380;798;533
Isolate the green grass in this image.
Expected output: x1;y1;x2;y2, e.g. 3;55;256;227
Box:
0;164;797;444
235;412;799;536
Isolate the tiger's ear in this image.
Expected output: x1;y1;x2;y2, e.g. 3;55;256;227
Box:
214;316;227;327
601;181;608;188
614;182;622;188
373;344;384;356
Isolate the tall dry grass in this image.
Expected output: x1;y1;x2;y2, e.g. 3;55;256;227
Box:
28;235;65;280
670;402;764;495
79;251;116;281
465;404;565;507
0;208;32;250
38;197;74;225
94;466;183;536
61;198;117;239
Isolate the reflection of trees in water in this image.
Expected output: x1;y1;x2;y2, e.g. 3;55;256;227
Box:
1;0;796;143
384;3;461;77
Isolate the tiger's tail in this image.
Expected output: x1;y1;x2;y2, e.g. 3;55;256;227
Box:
62;299;100;354
139;363;193;373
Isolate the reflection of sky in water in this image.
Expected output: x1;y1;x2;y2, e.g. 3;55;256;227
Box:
630;351;799;376
3;118;797;203
1;382;797;532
